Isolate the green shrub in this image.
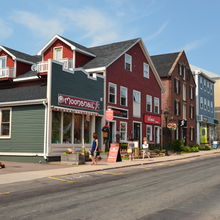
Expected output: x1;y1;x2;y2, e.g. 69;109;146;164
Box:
198;145;211;151
172;140;184;152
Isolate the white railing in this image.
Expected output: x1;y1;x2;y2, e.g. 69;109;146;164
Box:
0;67;15;78
36;59;73;73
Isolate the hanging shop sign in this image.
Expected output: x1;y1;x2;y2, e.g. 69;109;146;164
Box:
144;114;161;125
58;94;100;111
108;106;128;119
167;122;177;130
106;108;114;121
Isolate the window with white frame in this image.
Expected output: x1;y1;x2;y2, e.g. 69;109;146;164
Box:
174;78;180;94
53;47;63;61
211;101;213;112
146;95;152;112
146;125;152;141
174;100;180;116
133;90;141;117
120;122;127;142
0;109;11;137
207;82;210;93
200;77;203;89
183;103;187;119
0;56;6;69
63;112;72;143
190;127;194;141
204;98;207;110
125;54;132;71
204;80;206;91
120;86;128;106
200;97;203;109
154;97;160;114
143;63;149;78
190;106;194;119
183;84;186;101
109;83;117;104
190;86;194;100
154;126;160;144
207;100;210;111
183;67;186;80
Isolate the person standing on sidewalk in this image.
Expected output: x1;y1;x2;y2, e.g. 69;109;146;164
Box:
142;137;150;159
90;133;99;165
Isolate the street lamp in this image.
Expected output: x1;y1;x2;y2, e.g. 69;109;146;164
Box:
163;110;170;155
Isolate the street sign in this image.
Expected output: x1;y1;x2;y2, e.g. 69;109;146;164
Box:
106;108;114;121
178;120;187;127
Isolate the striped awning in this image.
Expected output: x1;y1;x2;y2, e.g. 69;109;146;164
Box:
51;105;101;116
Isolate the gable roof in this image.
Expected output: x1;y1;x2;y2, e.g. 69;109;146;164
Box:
83;38;140;69
0;46;41;64
37;35;95;57
151;52;180;77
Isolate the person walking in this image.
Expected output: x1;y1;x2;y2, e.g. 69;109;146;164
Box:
142;137;150;159
90;133;99;165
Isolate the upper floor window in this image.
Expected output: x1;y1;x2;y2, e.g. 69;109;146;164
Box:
174;78;180;94
0;109;11;137
207;82;210;93
207;100;210;111
133;90;141;117
183;84;186;101
174;100;180;116
120;86;128;106
190;86;194;100
109;83;117;104
204;98;207;110
53;47;63;61
200;77;203;89
125;54;132;71
146;95;152;112
183;103;187;119
0;56;6;69
143;63;149;78
190;106;194;119
200;97;203;109
204;80;206;91
211;101;213;112
154;97;160;114
183;67;186;80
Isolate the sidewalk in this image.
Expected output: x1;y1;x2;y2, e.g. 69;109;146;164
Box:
0;149;220;185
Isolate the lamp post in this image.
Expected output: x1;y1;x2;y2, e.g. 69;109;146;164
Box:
163;110;170;155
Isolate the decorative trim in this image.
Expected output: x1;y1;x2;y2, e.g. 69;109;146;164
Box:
0;99;46;107
0;152;44;156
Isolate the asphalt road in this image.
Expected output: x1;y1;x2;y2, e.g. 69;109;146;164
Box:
1;155;220;220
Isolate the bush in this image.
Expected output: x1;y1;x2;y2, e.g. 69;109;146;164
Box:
198;145;211;151
172;140;184;152
180;145;199;153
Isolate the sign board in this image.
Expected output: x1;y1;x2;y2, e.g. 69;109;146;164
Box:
58;94;100;111
179;119;187;127
106;108;114;121
107;143;122;162
109;107;128;119
144;114;161;125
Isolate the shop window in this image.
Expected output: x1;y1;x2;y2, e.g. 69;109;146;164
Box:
133;90;141;117
120;122;127;142
154;97;160;114
146;125;152;141
63;112;72;144
120;86;128;106
146;95;152;112
74;114;82;144
53;47;63;61
0;56;6;69
0;109;11;137
84;115;92;144
109;83;117;104
52;111;61;144
143;63;149;78
125;54;132;71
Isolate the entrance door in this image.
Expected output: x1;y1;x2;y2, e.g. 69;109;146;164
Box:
133;122;141;145
109;121;116;143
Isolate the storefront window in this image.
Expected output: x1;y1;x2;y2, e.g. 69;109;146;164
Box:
84;115;91;144
52;111;61;144
120;122;127;141
63;112;72;144
74;114;82;144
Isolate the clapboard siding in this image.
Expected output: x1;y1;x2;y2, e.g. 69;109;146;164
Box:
0;105;45;153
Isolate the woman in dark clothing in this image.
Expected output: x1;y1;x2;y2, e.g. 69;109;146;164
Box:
91;133;99;165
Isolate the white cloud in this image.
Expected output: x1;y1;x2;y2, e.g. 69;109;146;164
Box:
144;21;169;41
60;7;120;46
182;39;207;52
11;11;65;39
0;19;13;41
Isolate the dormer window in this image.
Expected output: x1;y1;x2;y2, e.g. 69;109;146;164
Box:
125;54;132;71
53;47;63;61
0;56;6;69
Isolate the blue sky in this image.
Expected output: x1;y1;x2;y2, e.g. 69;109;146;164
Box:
0;0;220;74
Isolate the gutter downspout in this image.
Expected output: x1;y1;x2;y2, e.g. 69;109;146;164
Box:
43;100;48;160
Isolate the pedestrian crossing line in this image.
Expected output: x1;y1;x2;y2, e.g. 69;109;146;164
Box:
48;176;76;183
0;192;11;195
98;171;126;176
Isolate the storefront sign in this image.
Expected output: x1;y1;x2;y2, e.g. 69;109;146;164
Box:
58;94;100;111
144;114;161;125
107;143;121;162
167;122;177;130
108;107;128;119
106;108;114;121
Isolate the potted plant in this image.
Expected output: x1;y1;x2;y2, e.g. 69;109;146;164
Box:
61;148;85;165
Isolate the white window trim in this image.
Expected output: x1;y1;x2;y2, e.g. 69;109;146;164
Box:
146;125;153;142
154;97;160;114
146;95;152;112
143;63;149;78
120;86;128;106
190;127;194;141
120;121;127;142
0;108;12;139
53;46;63;60
125;53;132;71
133;90;141;118
0;56;7;68
109;82;117;104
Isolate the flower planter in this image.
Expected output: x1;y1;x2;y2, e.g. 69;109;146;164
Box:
61;153;85;165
